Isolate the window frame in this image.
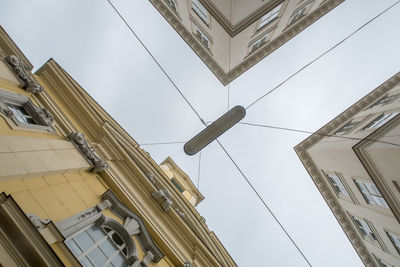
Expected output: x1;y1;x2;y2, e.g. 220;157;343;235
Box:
386;231;400;255
257;2;284;30
354;180;388;208
370;92;400;108
326;173;349;196
335;116;365;135
191;0;209;25
363;112;399;130
165;0;178;14
352;216;377;241
0;88;55;132
65;224;129;267
249;31;272;54
287;1;313;27
193;25;211;49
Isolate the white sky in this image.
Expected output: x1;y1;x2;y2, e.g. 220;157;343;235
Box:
1;0;400;266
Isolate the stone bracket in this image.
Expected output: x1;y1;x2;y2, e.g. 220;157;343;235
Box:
67;132;108;172
5;55;44;93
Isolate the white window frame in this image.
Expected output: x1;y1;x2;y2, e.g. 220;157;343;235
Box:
165;0;178;13
257;3;283;30
377;258;393;267
192;0;209;25
0;88;54;132
335;117;364;135
370;92;400;108
326;173;349;196
288;2;312;26
65;224;128;267
355;180;388;208
387;231;400;254
364;112;399;130
249;31;271;54
352;216;377;241
194;26;210;49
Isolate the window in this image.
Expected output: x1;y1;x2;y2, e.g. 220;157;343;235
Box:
364;112;399;130
335;117;363;135
7;103;37;124
352;216;377;240
194;26;210;49
288;2;311;26
0;88;54;131
171;177;184;193
65;225;128;267
257;3;283;30
249;32;271;54
326;173;349;196
165;0;178;13
355;180;388;208
192;0;209;24
387;231;400;254
370;92;400;108
377;258;393;267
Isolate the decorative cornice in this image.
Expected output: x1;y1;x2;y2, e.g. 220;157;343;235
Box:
67;132;109;172
150;0;344;85
5;55;44;93
200;0;284;37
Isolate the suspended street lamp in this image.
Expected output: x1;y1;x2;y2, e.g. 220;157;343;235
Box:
184;106;246;155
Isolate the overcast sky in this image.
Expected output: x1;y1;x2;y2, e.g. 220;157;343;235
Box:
2;0;400;266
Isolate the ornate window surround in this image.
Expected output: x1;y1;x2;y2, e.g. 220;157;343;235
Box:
52;190;164;266
0;87;55;132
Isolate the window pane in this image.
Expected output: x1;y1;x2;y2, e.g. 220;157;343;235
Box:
87;247;107;266
111;233;124;247
99;238;117;258
80;256;94;267
74;231;95;252
110;253;127;267
87;225;105;242
65;239;83;256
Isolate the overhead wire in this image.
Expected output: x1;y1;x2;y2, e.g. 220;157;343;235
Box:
245;0;400;111
105;1;399;266
216;139;312;267
239;122;400;147
106;0;207;126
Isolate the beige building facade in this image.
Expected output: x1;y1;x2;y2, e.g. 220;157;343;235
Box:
296;72;400;267
150;0;344;84
0;26;236;267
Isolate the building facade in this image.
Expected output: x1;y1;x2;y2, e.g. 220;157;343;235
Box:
296;73;400;267
150;0;344;84
0;26;236;267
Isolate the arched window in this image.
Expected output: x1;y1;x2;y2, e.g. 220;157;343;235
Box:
64;217;137;267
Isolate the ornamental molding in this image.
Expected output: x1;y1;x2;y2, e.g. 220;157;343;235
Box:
67;132;109;172
146;172;187;220
5;55;44;93
101;190;165;262
0;88;54;129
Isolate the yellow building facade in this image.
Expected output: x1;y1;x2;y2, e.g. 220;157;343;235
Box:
0;26;236;267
